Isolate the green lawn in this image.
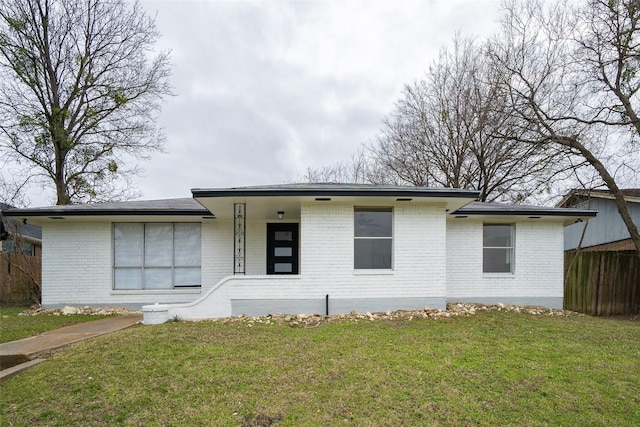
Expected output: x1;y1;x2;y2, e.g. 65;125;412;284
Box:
0;307;114;343
1;311;639;426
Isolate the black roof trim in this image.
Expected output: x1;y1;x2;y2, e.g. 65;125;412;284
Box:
452;208;597;217
192;186;480;199
2;198;211;218
3;209;209;218
0;207;43;239
452;201;597;217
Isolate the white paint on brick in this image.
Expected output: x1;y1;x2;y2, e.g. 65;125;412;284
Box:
296;203;447;299
42;222;113;306
38;200;567;319
42;221;204;307
161;275;301;320
202;218;292;281
446;219;564;301
145;202;451;320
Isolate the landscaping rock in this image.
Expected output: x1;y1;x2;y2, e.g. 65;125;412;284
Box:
208;303;581;328
61;306;78;315
19;305;141;316
18;302;580;324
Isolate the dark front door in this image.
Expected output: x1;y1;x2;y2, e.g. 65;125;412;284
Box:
267;223;299;275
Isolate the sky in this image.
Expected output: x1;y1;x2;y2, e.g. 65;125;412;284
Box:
22;0;504;206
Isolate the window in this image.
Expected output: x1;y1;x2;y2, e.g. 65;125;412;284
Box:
2;240;34;255
113;223;201;290
483;224;514;273
354;207;392;269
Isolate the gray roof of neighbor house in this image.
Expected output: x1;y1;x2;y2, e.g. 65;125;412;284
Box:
557;188;640;208
1;203;43;241
560;188;639;250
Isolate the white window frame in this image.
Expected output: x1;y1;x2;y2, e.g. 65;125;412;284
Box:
483;223;515;274
354;207;393;270
113;222;201;290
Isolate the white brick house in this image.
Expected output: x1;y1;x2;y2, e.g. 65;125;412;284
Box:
4;184;596;323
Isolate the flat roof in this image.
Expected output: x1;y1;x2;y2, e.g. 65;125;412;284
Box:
191;183;482;199
454;201;597;218
3;185;596;223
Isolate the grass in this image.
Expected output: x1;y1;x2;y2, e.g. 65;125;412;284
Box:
1;311;639;426
0;306;114;343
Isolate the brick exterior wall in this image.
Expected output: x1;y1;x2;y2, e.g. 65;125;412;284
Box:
446;219;564;306
224;203;447;302
42;222;112;306
37;202;567;315
301;202;447;299
163;202;450;320
42;221;202;308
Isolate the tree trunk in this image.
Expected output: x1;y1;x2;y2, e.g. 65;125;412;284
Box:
54;145;69;205
568;139;640;258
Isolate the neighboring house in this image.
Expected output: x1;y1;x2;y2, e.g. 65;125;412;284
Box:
1;203;43;305
558;189;640;251
3;184;595;323
1;203;42;256
559;189;639;316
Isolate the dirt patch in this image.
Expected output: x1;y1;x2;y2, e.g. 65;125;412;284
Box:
241;413;284;427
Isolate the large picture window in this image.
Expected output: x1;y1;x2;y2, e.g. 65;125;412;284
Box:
483;224;514;273
113;223;201;290
354;207;392;269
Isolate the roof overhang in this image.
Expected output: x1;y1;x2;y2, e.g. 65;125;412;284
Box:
1;213;211;227
192;185;481;219
2;198;211;226
450;202;597;225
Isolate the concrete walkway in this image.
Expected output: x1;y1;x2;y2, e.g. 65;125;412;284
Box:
0;315;142;383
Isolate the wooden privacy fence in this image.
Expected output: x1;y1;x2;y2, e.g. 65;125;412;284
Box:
0;252;41;305
564;250;639;316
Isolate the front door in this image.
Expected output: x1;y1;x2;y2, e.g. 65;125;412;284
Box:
267;223;299;274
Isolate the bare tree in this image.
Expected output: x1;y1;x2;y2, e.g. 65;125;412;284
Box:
370;36;575;202
489;0;640;253
302;147;373;184
0;174;30;207
0;0;172;205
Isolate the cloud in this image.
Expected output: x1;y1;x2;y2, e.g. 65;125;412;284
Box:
18;0;502;205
